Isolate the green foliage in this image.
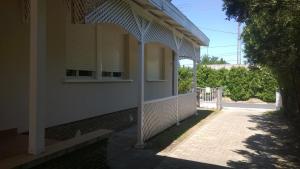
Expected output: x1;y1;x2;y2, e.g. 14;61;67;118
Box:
223;0;300;119
196;66;278;102
226;67;252;101
197;65;228;88
250;67;278;102
179;60;277;102
178;66;193;94
200;55;228;65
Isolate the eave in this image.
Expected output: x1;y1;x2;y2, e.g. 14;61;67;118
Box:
132;0;210;46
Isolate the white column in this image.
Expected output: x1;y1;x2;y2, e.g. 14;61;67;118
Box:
174;52;180;125
29;0;47;155
193;60;199;115
216;87;223;110
193;60;197;92
136;40;145;148
276;90;282;111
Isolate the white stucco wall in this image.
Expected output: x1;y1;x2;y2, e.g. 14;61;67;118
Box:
0;0;174;132
0;0;29;132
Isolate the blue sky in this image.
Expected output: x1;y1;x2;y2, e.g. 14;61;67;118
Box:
172;0;245;66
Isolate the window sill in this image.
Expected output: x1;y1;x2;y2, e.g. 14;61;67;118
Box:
146;80;167;82
64;79;134;83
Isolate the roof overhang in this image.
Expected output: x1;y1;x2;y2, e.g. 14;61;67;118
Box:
132;0;210;46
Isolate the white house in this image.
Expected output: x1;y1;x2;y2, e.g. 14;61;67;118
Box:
0;0;209;162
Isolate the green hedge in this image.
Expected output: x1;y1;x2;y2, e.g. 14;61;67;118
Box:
178;66;193;94
179;66;278;102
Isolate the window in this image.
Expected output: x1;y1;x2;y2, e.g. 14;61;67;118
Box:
66;69;96;79
145;44;165;81
99;24;128;80
65;23;129;81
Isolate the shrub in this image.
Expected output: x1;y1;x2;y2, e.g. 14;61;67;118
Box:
179;67;193;94
196;66;278;102
226;67;252;101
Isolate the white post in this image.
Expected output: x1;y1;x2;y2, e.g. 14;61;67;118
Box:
174;52;180;125
216;89;219;110
276;90;282;111
136;40;145;148
193;60;198;115
192;60;197;92
28;0;47;155
216;88;223;110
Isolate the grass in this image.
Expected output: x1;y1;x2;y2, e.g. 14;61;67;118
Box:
145;110;215;152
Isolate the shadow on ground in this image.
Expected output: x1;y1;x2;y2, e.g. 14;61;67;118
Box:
19;110;213;169
30;140;109;169
107;110;215;169
154;156;230;169
146;110;213;151
227;111;300;169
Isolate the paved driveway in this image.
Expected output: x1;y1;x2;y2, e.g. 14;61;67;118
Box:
155;107;300;169
223;102;275;110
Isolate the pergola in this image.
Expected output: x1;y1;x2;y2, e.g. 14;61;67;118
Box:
27;0;209;154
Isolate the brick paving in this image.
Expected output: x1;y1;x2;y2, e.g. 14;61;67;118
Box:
155;108;300;169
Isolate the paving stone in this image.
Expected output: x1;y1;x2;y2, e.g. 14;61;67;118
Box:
156;108;300;169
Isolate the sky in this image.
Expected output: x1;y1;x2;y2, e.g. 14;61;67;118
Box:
172;0;245;66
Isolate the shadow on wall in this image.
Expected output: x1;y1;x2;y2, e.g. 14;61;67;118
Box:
227;111;300;169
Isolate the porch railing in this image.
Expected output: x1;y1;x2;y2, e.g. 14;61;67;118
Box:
143;96;177;141
142;92;197;141
178;92;197;121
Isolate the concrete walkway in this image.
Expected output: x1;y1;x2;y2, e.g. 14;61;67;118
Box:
108;107;300;169
155;107;300;169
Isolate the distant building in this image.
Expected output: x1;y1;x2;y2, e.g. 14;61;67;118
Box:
205;64;248;70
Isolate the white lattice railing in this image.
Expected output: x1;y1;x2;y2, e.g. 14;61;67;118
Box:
143;96;177;141
142;92;197;141
178;92;197;121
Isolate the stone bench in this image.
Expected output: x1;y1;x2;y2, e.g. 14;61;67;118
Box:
0;129;112;169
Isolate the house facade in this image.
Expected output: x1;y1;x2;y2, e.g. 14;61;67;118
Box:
0;0;209;156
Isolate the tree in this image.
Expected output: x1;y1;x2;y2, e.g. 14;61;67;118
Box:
200;55;227;65
223;0;300;122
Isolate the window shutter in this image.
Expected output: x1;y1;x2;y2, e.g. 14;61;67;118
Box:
66;24;96;71
100;24;125;73
146;44;165;80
